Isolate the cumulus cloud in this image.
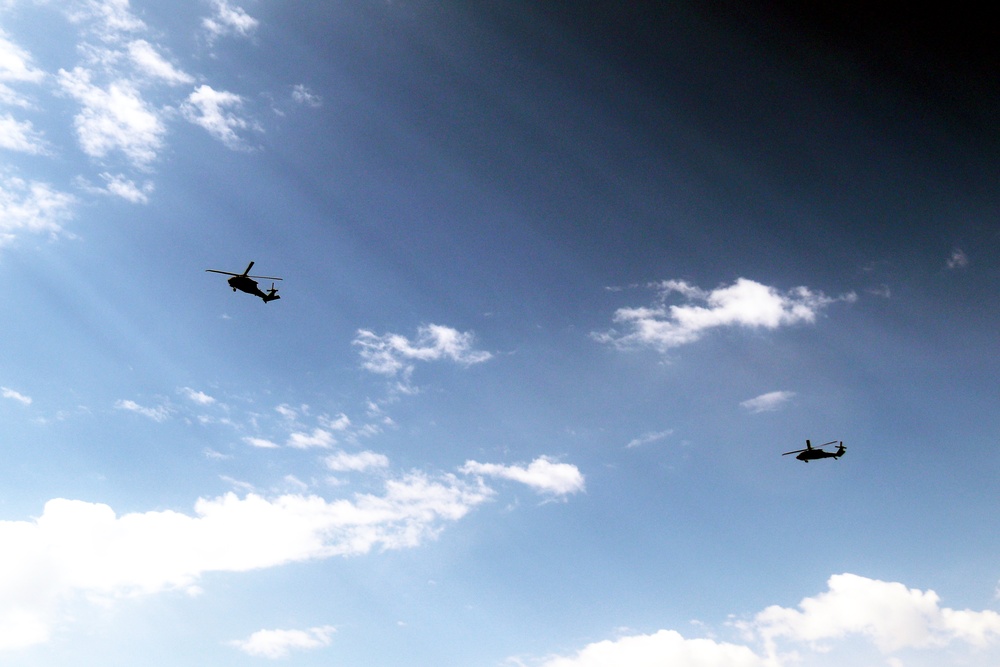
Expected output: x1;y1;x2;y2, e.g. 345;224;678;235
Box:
594;278;856;352
230;625;337;659
1;386;31;405
535;629;767;667
0;476;492;650
0;174;76;245
752;573;1000;655
354;324;493;377
287;427;336;449
461;456;585;496
740;390;795;413
525;574;1000;667
180;84;252;147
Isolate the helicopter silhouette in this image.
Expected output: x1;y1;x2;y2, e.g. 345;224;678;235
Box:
206;261;282;303
782;439;846;462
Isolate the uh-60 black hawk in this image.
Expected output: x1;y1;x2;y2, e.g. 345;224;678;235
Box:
206;261;282;303
782;439;846;462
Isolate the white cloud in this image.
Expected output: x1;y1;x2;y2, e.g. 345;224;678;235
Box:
292;83;321;107
287;427;335;449
0;174;76;245
626;429;673;448
114;398;170;422
0;113;47;154
524;574;1000;667
740;390;795;413
947;248;969;270
1;386;31;405
325;450;390;472
0;30;45;85
354;324;493;377
230;625;337;659
461;456;585;496
180;387;216;406
752;573;1000;655
0;476;492;650
594;278;856;352
126;40;193;85
202;0;259;40
534;629;767;667
57;66;166;167
243;436;279;449
66;0;147;40
180;84;251;147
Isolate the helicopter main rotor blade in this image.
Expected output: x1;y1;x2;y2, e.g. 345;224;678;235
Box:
206;269;241;276
245;274;283;281
782;449;807;455
817;440;839;448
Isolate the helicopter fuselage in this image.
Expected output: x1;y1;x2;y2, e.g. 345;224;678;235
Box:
796;446;846;462
227;276;279;302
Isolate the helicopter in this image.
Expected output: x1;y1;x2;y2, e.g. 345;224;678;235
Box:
205;261;282;303
782;439;846;462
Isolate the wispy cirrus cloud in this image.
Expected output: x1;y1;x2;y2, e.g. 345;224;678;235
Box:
626;429;674;449
354;324;492;377
114;398;170;422
230;625;337;659
1;386;31;405
203;0;259;40
740;390;795;413
461;456;585;496
594;278;856;352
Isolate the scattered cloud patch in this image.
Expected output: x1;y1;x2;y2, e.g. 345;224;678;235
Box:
202;0;259;40
180;84;252;148
626;429;673;449
243;436;279;449
114;398;170;422
325;450;390;472
0;114;47;154
1;386;31;405
180;387;216;406
947;248;969;270
354;324;492;377
230;625;337;659
292;83;321;107
0;174;76;244
461;456;585;496
594;278;856;352
126;40;193;85
287;427;335;449
740;390;795;413
57;66;166;167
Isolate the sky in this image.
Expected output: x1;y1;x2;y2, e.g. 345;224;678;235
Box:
0;1;998;665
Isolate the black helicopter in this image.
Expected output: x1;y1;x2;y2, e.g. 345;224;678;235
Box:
206;261;282;303
782;439;846;462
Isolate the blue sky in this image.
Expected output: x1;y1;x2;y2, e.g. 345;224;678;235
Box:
1;1;998;665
